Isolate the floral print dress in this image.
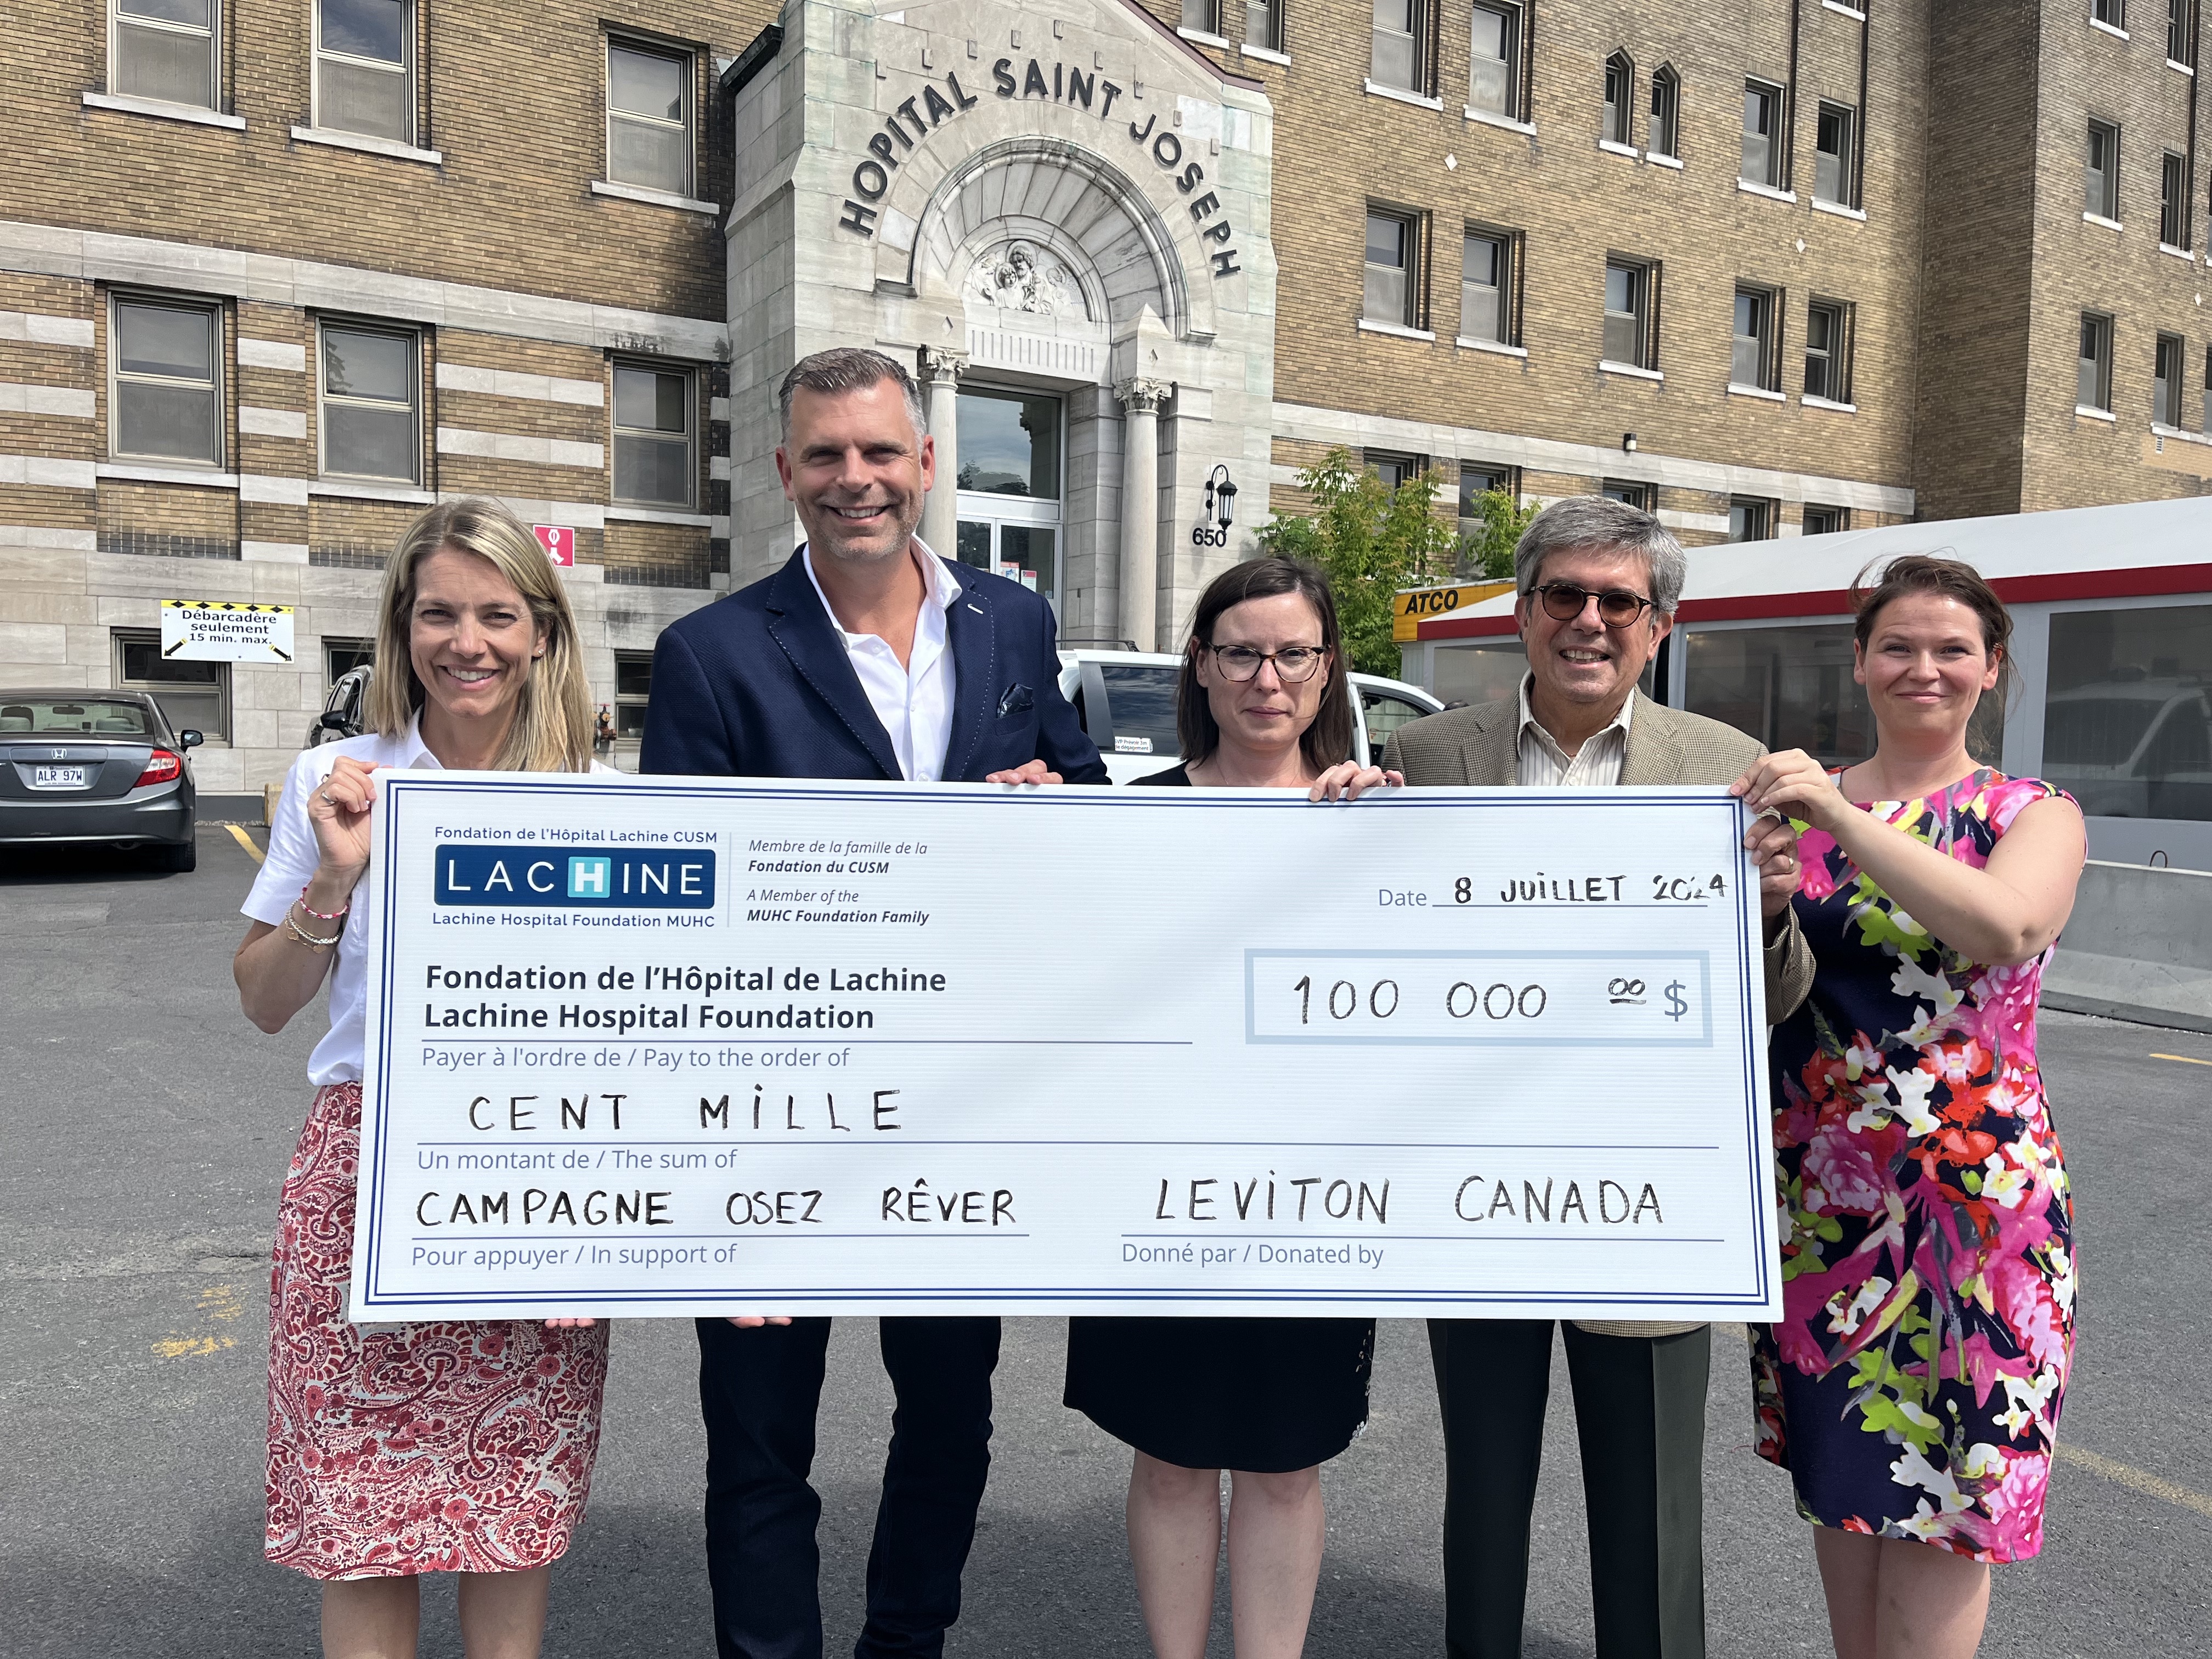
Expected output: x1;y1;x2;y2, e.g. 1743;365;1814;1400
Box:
1752;770;2077;1563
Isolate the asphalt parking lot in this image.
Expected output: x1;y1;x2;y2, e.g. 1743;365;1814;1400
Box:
3;815;2207;1657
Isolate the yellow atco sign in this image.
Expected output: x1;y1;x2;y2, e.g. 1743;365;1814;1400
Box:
1393;580;1513;642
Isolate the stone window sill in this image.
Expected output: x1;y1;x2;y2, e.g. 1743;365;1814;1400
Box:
606;505;711;526
1176;26;1232;48
2159;242;2198;262
1737;178;1797;204
1599;138;1639;159
1802;395;1858;414
1457;336;1528;358
82;91;245;130
1357;318;1437;342
291;124;442;165
2075;404;2118;422
1647;152;1683;170
2089;18;2129;41
1365;78;1444;112
1242;43;1290;65
97;460;237;487
1727;383;1787;402
2083;212;2124;231
1811;198;1867;221
591;178;719;216
2170;58;2197;75
2152;423;2212;447
1821;0;1866;16
1598;359;1663;382
1464;105;1536;135
309;478;436;503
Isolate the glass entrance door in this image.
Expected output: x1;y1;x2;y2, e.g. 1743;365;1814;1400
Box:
953;385;1062;612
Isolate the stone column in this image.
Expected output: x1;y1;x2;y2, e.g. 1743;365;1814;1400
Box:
917;346;968;560
1114;377;1172;651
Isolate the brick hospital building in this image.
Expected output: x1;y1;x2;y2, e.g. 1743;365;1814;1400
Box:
2;0;2208;788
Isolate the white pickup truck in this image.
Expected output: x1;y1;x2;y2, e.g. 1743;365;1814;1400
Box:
1056;649;1444;784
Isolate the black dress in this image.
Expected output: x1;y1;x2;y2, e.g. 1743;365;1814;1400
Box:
1061;762;1376;1472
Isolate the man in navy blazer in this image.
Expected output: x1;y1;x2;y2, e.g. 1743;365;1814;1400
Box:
641;346;1106;1659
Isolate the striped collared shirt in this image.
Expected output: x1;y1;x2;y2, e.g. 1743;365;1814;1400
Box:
1514;673;1636;788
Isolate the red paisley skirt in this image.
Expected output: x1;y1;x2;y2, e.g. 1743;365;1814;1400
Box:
266;1082;610;1579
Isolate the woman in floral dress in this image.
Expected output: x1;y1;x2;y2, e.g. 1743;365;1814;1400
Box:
1731;555;2082;1659
235;499;610;1657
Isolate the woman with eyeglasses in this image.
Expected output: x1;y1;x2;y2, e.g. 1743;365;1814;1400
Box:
1064;555;1395;1659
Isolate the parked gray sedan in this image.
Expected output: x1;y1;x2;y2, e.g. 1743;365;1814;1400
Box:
0;690;202;871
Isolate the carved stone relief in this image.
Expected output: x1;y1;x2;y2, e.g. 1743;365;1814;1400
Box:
964;240;1087;319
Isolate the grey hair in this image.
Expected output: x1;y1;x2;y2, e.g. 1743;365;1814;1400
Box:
1512;495;1689;616
776;347;928;446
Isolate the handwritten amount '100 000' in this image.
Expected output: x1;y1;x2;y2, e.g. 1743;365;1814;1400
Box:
1286;975;1691;1025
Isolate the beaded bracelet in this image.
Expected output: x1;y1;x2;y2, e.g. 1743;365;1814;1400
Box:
298;884;349;922
284;911;342;951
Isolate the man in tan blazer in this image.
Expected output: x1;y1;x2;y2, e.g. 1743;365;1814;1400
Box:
1383;496;1812;1659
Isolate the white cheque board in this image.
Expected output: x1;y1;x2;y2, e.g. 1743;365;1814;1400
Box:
353;776;1780;1321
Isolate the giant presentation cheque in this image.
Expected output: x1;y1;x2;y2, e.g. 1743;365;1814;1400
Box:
352;775;1781;1321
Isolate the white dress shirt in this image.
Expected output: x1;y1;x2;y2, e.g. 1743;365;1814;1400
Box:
802;538;959;783
1514;672;1634;788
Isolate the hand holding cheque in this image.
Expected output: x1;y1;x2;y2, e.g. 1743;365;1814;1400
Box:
347;772;1785;1323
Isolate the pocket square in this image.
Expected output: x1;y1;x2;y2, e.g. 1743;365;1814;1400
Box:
996;684;1034;718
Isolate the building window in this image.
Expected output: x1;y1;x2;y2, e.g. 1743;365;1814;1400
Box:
2155;333;2185;426
1732;285;1780;391
2172;0;2196;63
115;629;228;741
1364;209;1419;328
319;321;420;482
111;0;219;110
2160;151;2187;246
1365;450;1423;490
1460;228;1515;343
613;361;695;508
1602;52;1634;145
2085;120;2120;219
1814;103;1855;206
1728;498;1774;541
1371;0;1421;92
1468;2;1521;117
2092;0;2124;26
1245;0;1282;52
1741;80;1782;187
607;38;692;196
614;651;653;739
1803;298;1853;403
1802;505;1849;536
2078;312;2114;411
315;0;412;142
1648;65;1680;160
1458;464;1519;529
2204;345;2212;432
1182;0;1220;31
1603;258;1655;368
1601;479;1654;510
111;296;223;466
324;636;375;682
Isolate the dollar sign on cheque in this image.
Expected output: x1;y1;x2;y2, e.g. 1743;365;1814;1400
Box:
1663;979;1688;1022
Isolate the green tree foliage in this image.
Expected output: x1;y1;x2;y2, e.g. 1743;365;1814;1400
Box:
1457;488;1537;582
1254;448;1459;675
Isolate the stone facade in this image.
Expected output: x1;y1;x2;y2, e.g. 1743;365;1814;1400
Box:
1;0;2207;790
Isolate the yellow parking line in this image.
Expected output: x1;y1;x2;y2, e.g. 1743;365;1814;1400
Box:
225;823;264;865
2060;1443;2212;1521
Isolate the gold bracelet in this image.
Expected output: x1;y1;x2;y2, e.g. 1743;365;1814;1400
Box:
284;909;342;950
